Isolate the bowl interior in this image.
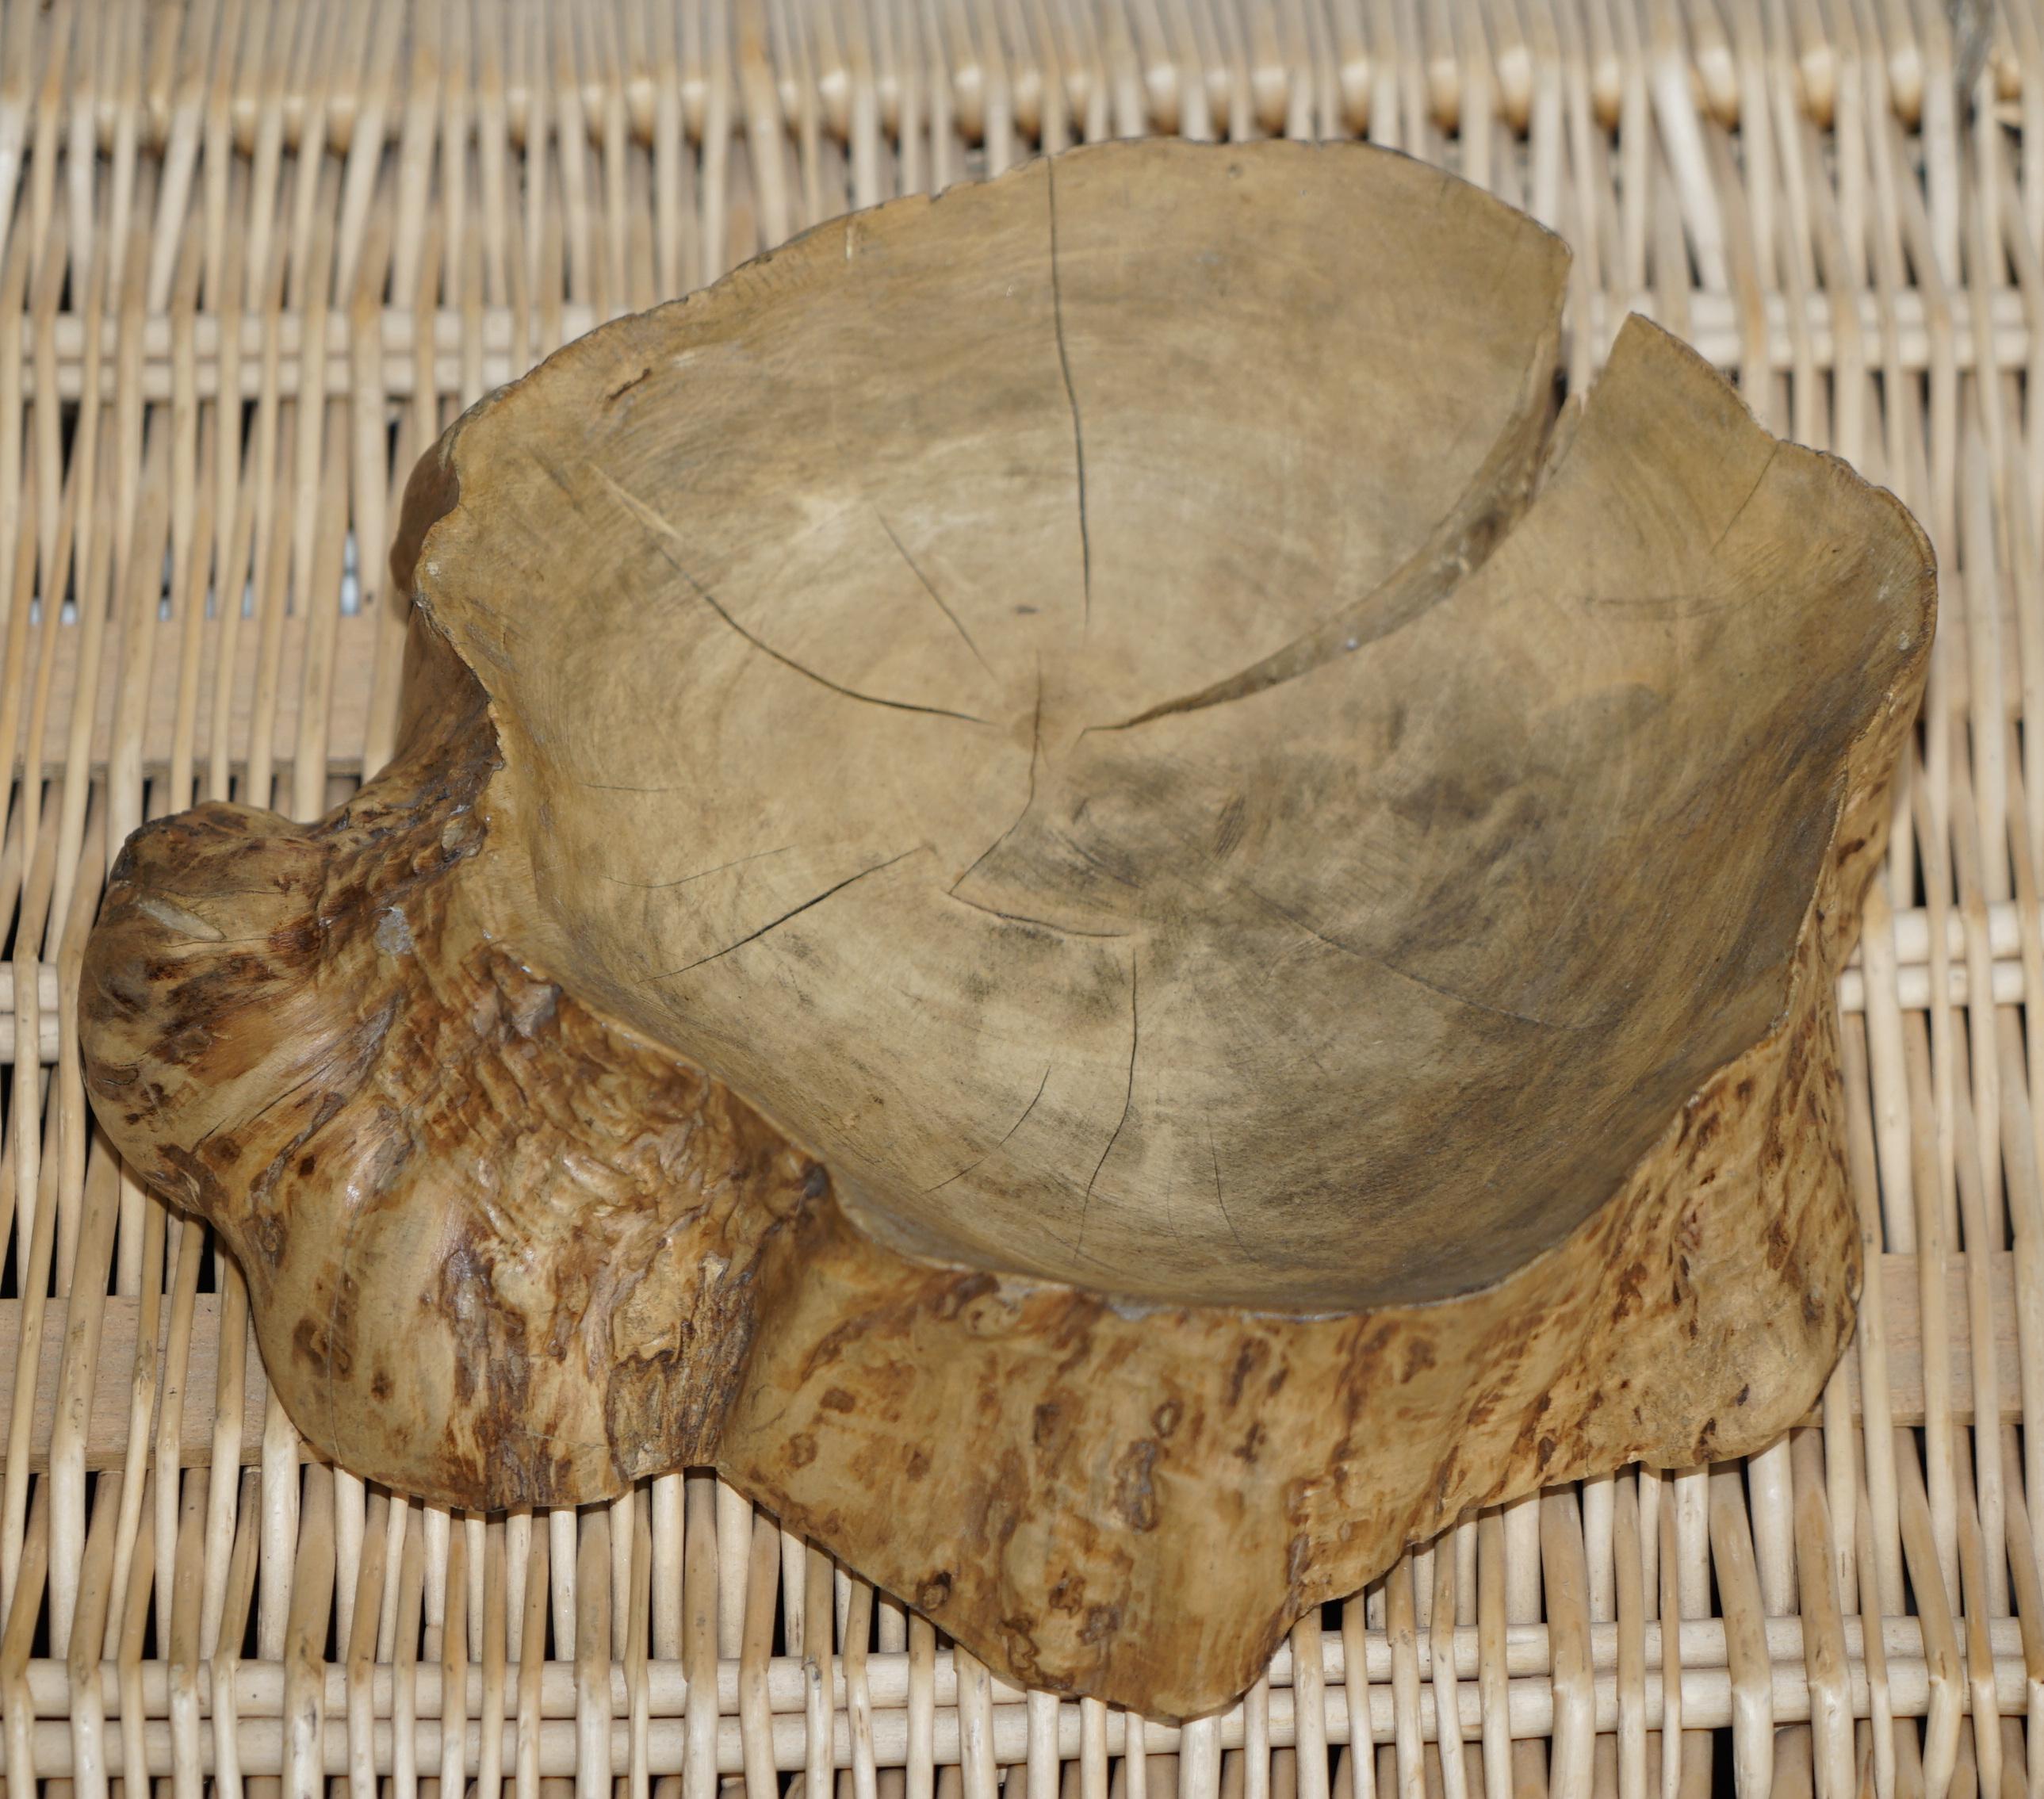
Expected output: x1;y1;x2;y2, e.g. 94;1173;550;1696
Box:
422;141;1928;1310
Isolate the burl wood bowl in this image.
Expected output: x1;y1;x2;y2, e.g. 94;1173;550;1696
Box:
82;140;1933;1720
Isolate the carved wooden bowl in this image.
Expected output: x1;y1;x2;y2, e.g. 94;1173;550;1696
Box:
82;140;1934;1720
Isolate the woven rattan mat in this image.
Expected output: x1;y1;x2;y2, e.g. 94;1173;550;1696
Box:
1;1;2039;1794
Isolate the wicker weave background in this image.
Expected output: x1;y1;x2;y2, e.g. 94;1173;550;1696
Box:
0;1;2038;1796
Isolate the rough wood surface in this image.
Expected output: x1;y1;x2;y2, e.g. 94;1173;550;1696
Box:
0;1247;2010;1474
78;139;1934;1721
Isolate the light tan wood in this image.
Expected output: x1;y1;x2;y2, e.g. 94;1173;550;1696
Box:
75;138;1933;1719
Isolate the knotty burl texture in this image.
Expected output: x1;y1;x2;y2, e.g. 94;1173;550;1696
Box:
81;140;1934;1718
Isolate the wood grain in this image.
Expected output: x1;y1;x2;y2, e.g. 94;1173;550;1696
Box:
0;1250;2004;1476
76;140;1933;1719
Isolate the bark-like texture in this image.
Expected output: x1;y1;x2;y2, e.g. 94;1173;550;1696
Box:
81;139;1935;1721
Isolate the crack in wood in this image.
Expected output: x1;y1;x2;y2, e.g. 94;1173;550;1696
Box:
596;469;993;727
1046;161;1093;629
656;847;928;980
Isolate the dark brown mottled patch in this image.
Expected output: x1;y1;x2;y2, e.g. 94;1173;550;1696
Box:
293;1316;329;1375
1225;1340;1268;1407
1113;1441;1161;1532
1081;1604;1122;1644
